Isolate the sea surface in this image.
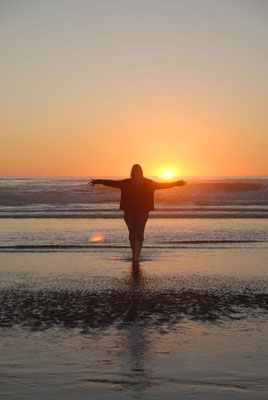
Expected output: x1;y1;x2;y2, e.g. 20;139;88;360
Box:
0;176;268;219
0;176;268;399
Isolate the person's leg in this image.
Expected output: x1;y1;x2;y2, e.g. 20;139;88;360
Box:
133;241;143;262
124;211;137;260
133;211;149;262
129;240;135;256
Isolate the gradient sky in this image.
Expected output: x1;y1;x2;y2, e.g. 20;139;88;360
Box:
1;0;267;177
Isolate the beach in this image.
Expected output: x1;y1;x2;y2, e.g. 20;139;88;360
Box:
1;214;268;399
2;0;268;396
2;0;268;395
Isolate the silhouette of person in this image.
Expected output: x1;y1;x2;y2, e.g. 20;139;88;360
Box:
89;164;186;263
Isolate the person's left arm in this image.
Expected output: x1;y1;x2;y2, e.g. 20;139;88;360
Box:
152;180;187;190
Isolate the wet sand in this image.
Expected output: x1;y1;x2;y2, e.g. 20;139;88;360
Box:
1;246;268;399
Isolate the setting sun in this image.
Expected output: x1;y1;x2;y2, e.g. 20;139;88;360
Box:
161;172;174;179
156;166;179;179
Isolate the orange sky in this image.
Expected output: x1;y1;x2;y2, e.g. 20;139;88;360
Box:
1;1;267;177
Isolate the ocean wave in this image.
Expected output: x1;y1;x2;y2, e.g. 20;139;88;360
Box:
1;178;268;216
0;240;265;252
198;182;263;192
1;206;268;212
1;212;268;218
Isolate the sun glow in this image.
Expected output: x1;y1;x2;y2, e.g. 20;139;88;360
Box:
156;166;179;179
161;172;174;179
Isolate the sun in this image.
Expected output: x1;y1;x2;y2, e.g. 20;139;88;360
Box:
160;171;174;179
156;166;179;179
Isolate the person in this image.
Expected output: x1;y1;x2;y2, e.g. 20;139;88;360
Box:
89;164;186;263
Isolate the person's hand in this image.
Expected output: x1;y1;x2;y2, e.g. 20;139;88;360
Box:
88;179;96;187
176;180;187;186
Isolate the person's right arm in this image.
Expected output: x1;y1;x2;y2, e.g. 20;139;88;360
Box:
88;179;123;189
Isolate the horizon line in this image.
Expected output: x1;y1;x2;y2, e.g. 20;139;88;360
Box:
1;175;268;179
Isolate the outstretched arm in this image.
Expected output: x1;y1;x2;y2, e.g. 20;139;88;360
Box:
88;179;123;189
153;180;187;190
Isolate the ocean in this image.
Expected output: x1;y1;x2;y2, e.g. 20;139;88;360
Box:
0;176;268;399
1;176;268;220
0;176;268;252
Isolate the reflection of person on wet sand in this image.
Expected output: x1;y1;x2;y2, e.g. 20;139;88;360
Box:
89;164;186;263
126;263;146;292
123;263;149;393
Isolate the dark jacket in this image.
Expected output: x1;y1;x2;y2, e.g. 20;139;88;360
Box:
94;178;179;211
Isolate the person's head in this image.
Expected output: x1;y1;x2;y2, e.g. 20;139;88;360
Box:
130;164;143;180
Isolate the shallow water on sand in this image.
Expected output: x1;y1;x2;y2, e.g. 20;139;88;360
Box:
1;319;268;399
0;217;267;250
1;235;268;399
